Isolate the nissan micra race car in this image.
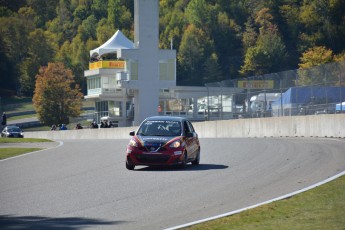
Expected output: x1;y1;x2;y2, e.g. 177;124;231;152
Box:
126;116;200;170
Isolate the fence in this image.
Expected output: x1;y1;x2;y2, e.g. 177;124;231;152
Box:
204;60;345;119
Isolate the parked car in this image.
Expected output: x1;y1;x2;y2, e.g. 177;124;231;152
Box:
1;126;24;138
126;116;200;170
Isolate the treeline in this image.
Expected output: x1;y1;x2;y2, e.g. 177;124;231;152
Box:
1;0;345;97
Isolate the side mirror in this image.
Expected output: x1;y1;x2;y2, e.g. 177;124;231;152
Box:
186;132;194;138
129;131;135;136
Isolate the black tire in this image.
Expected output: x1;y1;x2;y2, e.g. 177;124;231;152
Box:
126;161;135;170
179;152;188;169
191;149;200;165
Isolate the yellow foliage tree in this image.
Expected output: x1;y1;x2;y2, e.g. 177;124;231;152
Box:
297;46;344;86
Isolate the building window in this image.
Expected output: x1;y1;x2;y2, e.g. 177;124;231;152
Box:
113;101;122;117
95;101;109;119
96;101;122;118
88;77;101;89
159;59;175;80
128;61;138;80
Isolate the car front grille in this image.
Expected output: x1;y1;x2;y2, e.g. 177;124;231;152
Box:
143;142;163;152
135;154;170;163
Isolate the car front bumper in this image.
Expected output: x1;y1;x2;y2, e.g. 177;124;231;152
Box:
126;149;185;166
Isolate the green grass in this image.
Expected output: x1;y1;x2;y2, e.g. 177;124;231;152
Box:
0;138;53;143
0;138;53;159
22;126;51;131
185;175;345;230
0;148;43;160
4;103;35;112
1;96;34;112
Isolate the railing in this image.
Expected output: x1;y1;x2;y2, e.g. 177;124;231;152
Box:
87;88;125;96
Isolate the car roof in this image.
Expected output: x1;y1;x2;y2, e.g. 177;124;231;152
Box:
144;116;186;122
5;126;21;128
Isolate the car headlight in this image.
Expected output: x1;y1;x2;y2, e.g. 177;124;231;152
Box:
129;139;138;147
169;140;181;148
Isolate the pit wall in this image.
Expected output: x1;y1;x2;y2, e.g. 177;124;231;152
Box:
24;114;345;140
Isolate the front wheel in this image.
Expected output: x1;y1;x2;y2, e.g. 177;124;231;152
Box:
126;161;135;170
191;149;200;165
178;152;188;169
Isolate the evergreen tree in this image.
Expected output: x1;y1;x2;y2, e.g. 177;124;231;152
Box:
20;28;56;95
240;8;287;76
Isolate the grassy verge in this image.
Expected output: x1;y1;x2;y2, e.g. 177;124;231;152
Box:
185;175;345;230
0;138;53;143
0;148;43;160
7;114;37;121
0;138;53;159
22;126;51;131
1;96;34;112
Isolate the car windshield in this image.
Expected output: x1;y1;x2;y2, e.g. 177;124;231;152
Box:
8;127;21;132
137;120;182;136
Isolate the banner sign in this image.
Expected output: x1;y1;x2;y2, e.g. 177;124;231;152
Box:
237;80;274;89
89;61;125;70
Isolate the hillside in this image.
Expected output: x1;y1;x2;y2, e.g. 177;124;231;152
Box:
1;0;345;97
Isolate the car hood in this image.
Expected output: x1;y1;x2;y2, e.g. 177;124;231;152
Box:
137;135;179;151
138;136;176;145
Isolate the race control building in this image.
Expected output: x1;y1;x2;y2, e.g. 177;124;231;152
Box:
84;0;240;127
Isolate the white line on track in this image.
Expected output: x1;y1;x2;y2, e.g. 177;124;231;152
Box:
165;169;345;230
0;141;64;162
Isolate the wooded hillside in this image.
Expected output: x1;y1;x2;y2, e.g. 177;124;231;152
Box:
1;0;344;96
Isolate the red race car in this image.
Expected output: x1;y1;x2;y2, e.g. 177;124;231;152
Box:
126;116;200;170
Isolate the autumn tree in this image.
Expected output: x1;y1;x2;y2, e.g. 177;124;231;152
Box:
240;8;287;76
33;62;83;126
297;46;344;86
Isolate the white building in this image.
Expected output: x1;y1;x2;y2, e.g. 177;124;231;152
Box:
84;0;241;127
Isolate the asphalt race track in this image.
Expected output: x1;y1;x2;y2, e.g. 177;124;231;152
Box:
1;138;345;229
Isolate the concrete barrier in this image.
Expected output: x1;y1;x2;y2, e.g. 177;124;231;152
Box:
24;126;137;140
193;114;345;138
24;114;345;139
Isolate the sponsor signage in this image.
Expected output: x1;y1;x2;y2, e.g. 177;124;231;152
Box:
89;61;125;70
238;80;274;89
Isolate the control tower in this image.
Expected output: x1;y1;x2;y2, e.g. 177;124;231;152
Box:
118;0;176;125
